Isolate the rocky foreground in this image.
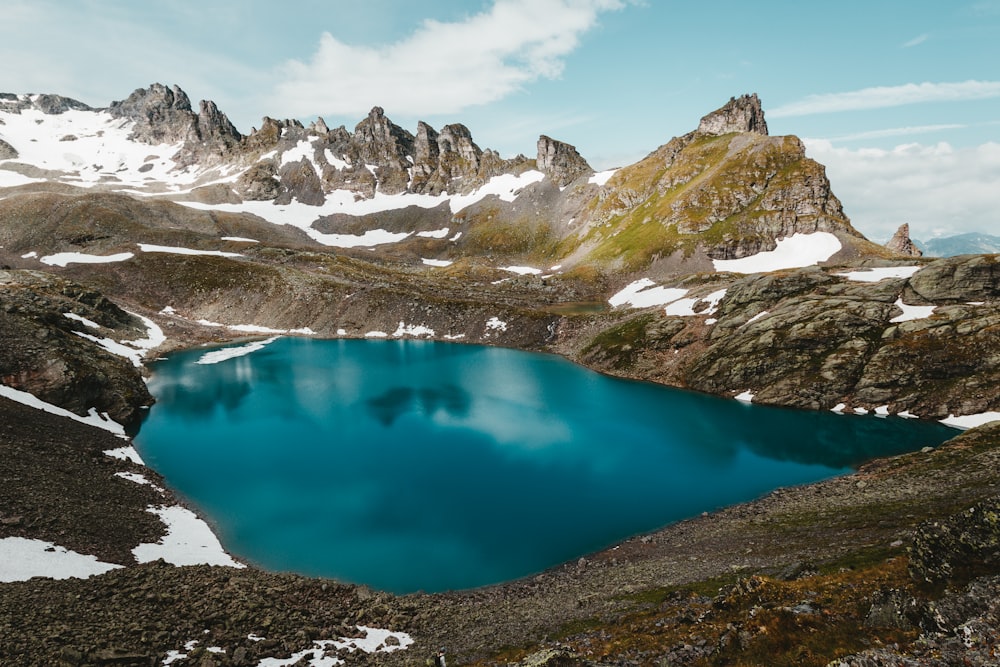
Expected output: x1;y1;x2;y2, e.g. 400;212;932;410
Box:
3;391;1000;666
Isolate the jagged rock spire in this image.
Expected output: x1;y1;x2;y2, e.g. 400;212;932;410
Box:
698;93;768;136
107;83;242;164
885;223;923;257
536;135;593;187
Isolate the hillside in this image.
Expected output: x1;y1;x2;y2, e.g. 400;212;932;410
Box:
2;86;1000;666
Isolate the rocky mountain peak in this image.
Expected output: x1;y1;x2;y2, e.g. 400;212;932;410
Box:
536;135;593;186
885;223;923;257
108;83;242;165
697;93;768;136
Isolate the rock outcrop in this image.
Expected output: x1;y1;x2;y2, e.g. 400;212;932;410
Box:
0;92;92;115
697;93;768;136
536;135;593;187
0;270;153;425
108;83;242;165
885;223;922;257
0;138;16;160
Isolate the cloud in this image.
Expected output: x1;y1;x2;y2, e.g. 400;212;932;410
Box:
269;0;627;118
770;80;1000;117
901;33;929;48
804;139;1000;241
827;123;967;142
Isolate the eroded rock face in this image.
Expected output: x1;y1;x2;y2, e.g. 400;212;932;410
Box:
697;93;768;136
236;160;283;201
275;158;324;206
536;135;593;187
908;254;1000;302
0;270;153;425
581;254;1000;419
108;83;242;165
885;223;922;257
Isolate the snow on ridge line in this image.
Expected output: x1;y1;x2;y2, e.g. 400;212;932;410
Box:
0;537;122;583
589;169;618;186
713;232;842;274
0;383;125;436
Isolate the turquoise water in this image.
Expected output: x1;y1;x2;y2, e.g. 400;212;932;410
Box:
135;337;957;593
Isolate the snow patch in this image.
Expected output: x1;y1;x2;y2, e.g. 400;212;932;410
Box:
195;337;280;365
835;266;921;282
501;265;542;275
365;331;388;338
40;251;134;267
64;312;100;329
663;289;728;317
485;317;508;332
889;298;936;323
735;391;754;403
588;169;618;186
392;322;435;338
0;383;125;436
416;227;450;239
256;626;413;667
221;236;259;243
104;446;145;465
422;258;453;267
713;233;842;274
940;412;1000;430
132;505;244;568
0;537;122;582
608;279;688;309
137;243;242;258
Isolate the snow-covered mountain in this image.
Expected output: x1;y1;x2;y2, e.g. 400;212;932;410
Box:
1;85;887;275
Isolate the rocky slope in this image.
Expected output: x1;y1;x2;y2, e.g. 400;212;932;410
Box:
2;85;1000;666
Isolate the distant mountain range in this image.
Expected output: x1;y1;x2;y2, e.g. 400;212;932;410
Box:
915;232;1000;257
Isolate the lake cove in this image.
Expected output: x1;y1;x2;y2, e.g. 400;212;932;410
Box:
135;337;957;594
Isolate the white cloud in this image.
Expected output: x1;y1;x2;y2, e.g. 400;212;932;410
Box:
804;139;1000;241
901;33;929;48
270;0;626;117
770;80;1000;117
829;123;966;142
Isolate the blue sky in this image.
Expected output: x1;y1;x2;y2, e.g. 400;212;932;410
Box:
3;0;999;241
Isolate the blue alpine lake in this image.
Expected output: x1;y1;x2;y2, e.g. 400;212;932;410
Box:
134;337;958;594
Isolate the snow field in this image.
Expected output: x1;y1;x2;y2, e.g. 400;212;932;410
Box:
712;232;842;274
